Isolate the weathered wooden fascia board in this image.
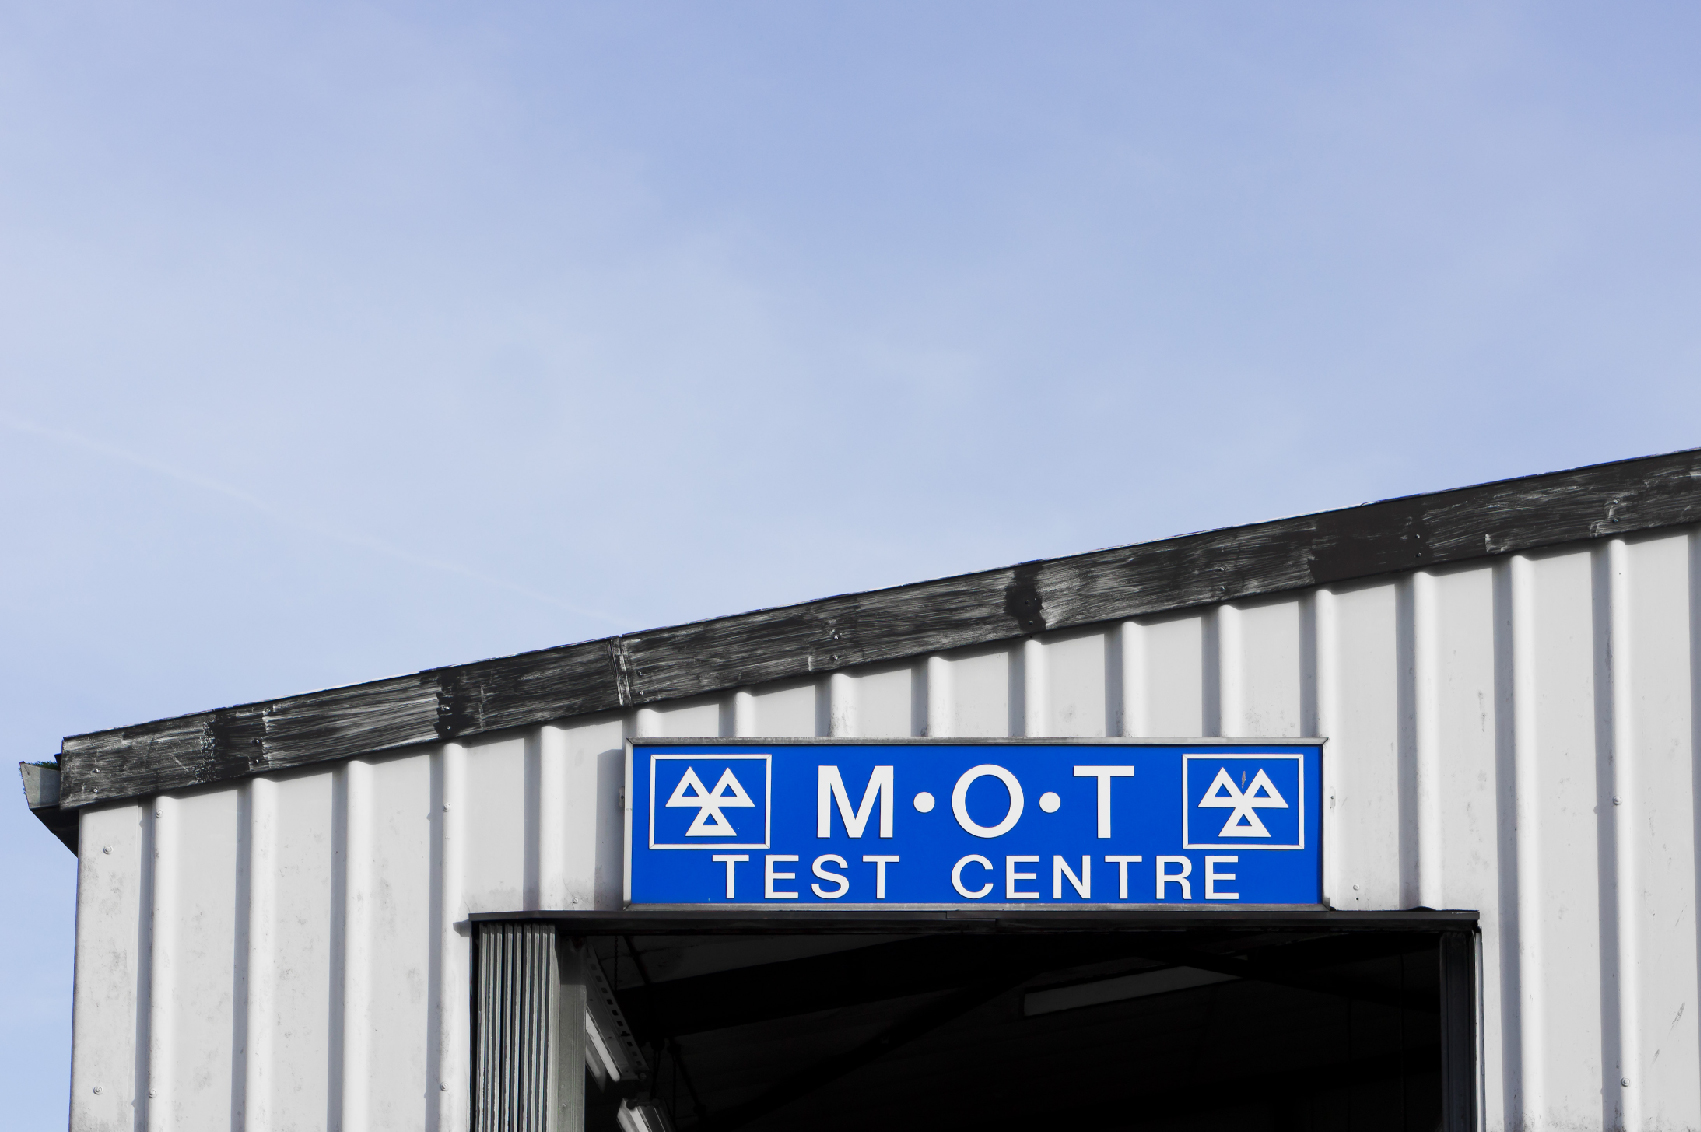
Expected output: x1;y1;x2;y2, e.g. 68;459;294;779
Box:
57;447;1701;809
58;645;622;809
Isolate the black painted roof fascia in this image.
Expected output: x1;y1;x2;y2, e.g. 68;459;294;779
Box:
54;447;1701;809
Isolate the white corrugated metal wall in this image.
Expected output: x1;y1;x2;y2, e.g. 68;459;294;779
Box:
67;530;1701;1131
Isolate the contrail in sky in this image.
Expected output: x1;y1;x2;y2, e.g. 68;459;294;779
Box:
2;412;629;629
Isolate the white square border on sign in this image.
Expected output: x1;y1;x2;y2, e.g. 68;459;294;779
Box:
1181;752;1305;851
648;752;773;850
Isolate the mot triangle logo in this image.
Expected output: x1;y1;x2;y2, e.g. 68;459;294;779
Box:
665;767;757;837
1197;767;1289;838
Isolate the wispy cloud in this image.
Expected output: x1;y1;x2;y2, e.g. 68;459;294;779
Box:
1;412;629;630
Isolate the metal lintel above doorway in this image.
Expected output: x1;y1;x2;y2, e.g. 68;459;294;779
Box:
468;907;1480;934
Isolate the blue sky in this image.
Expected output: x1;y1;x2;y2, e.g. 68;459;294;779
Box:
5;2;1701;1120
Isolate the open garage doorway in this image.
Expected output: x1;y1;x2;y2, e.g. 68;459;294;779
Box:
472;912;1477;1132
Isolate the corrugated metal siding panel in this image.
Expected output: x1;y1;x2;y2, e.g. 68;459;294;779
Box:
1617;535;1701;1129
1125;611;1211;736
155;788;241;1129
261;768;335;1131
69;802;146;1132
66;531;1701;1131
1422;562;1509;1125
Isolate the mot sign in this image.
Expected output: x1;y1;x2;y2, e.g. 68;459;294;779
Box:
625;739;1322;907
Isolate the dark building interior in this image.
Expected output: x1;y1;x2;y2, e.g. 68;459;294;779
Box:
577;924;1461;1132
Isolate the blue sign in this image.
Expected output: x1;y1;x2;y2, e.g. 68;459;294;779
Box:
625;741;1322;906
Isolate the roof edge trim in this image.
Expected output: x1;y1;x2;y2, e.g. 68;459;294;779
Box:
58;447;1701;808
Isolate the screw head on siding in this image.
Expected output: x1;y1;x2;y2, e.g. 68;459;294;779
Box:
1621;1077;1630;1087
102;846;111;854
92;1086;101;1094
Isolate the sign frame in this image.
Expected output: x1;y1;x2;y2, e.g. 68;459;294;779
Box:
623;735;1327;910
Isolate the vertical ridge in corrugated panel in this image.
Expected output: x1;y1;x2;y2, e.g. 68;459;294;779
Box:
1298;592;1318;739
1394;575;1419;910
431;742;469;1132
828;671;858;737
730;690;756;737
1113;621;1140;738
1201;607;1222;737
814;680;833;737
1491;556;1527;1132
145;795;174;1132
327;768;347;1130
522;733;543;913
243;776;277;1132
134;799;155;1132
1019;637;1043;737
1411;571;1445;911
1314;588;1343;910
232;780;257;1131
1216;603;1242;737
924;656;952;738
340;759;373;1131
1597;542;1631;1131
1508;552;1545;1126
